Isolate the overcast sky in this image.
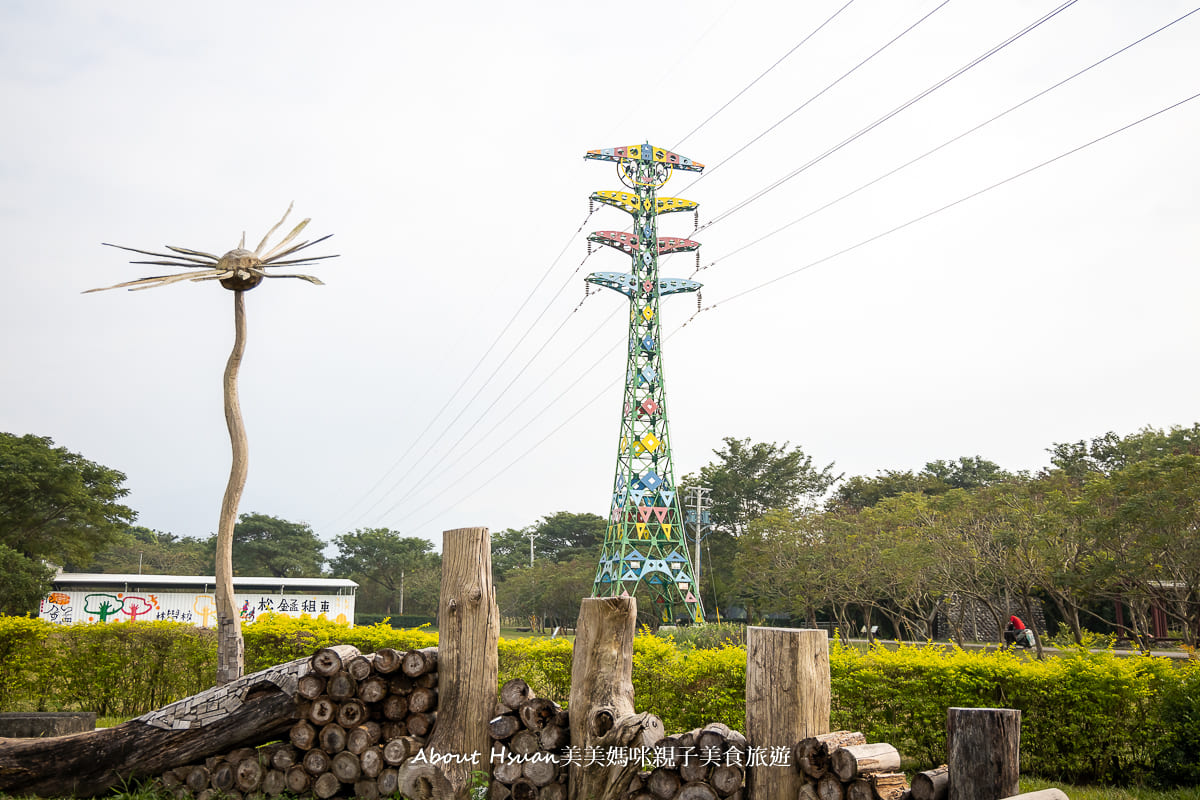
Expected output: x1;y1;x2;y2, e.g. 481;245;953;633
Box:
2;1;1197;553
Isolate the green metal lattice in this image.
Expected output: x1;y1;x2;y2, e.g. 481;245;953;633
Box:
583;143;705;624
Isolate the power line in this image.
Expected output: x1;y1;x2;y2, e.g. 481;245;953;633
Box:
699;0;1080;230
321;208;597;532
672;0;859;150
689;5;1200;278
686;90;1200;322
680;0;952;191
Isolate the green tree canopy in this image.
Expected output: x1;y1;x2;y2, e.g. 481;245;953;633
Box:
329;529;440;616
0;432;136;567
1048;424;1200;481
495;558;595;630
0;543;57;615
203;513;325;578
491;511;607;580
685;437;838;536
85;526;208;575
829;456;1014;511
0;433;135;610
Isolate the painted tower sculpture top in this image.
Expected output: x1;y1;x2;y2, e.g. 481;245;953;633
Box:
583;142;705;624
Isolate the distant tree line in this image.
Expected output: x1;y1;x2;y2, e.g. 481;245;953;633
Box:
7;424;1199;647
0;432;440;618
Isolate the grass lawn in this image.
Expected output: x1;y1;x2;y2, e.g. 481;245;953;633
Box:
1020;777;1200;799
499;627;574;642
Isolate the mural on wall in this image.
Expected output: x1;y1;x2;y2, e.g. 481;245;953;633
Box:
38;590;353;627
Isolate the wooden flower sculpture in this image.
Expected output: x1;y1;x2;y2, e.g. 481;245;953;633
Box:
88;205;337;685
87;203;335;294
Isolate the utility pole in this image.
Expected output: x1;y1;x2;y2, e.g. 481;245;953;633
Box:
584;142;706;624
527;531;538;568
399;571;405;616
685;485;712;605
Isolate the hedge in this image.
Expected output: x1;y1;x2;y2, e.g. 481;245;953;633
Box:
1;616;1195;784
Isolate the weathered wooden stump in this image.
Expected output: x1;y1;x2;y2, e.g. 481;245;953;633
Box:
397;526;499;800
568;597;664;800
745;627;830;800
947;707;1021;800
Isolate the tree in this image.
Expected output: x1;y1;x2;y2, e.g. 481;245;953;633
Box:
829;456;1013;511
495;558;595;630
528;511;606;562
685;437;838;536
828;470;927;511
491;511;607;581
330;529;440;616
1047;424;1200;481
85;526;207;575
0;544;57;616
921;456;1014;490
736;509;832;627
1086;454;1200;647
0;433;136;608
203;513;325;578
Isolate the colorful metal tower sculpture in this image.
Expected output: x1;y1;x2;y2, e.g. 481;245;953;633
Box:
584;142;705;624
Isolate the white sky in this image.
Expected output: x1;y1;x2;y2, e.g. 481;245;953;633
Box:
2;1;1197;552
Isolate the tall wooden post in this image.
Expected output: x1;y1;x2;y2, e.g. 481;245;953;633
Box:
569;597;665;800
398;527;499;800
947;707;1020;800
745;628;830;800
216;289;249;685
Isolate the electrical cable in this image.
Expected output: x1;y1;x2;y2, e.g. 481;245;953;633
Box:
680;0;952;191
688;5;1200;279
321;208;597;531
697;0;1080;230
682;89;1200;324
672;0;859;150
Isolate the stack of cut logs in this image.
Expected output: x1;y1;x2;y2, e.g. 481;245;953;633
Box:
158;646;439;800
794;732;909;800
488;678;570;800
624;722;747;800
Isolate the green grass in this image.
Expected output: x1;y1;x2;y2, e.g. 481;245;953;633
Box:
499;627;574;642
1020;777;1200;799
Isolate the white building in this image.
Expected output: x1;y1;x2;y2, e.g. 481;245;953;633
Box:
40;573;357;627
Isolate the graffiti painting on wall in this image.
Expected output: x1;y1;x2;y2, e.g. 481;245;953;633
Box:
39;591;353;627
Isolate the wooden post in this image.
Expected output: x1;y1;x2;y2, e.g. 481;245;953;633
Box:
568;597;665;800
216;289;249;685
398;527;499;800
745;627;830;800
947;708;1020;800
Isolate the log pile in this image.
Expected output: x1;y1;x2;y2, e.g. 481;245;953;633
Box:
488;678;571;800
623;722;748;800
793;732;908;800
156;646;438;800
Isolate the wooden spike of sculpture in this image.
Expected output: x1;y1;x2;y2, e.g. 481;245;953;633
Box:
87;205;337;684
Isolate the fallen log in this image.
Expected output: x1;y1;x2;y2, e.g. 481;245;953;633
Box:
795;731;867;779
0;645;359;797
910;765;948;800
831;743;901;782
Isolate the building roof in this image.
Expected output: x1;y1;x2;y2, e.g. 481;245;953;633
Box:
52;573;358;590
